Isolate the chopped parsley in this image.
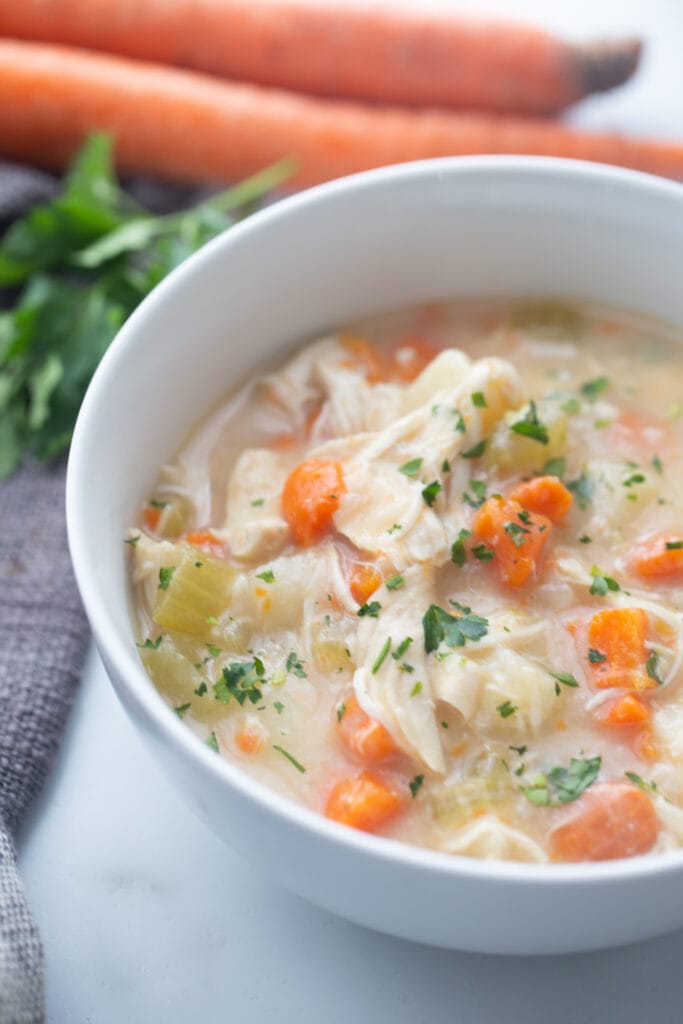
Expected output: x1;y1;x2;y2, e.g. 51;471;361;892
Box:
625;771;658;793
543;457;566;480
256;569;275;583
472;543;494;562
567;471;594;509
148;498;168;509
463;479;487;509
666;540;683;551
385;575;405;590
357;601;381;618
504;521;531;548
286;651;307;678
206;644;221;658
194;682;208;697
214;658;265;706
646;650;665;685
589;566;620;597
250;498;265;507
392;637;413;660
205;732;219;753
521;756;601;806
550;670;580;688
174;703;191;719
158;566;176;590
274;701;285;715
461;438;487;459
497;700;517;719
471;391;487;408
372;637;392;674
137;635;162;650
442;459;451;473
387;523;403;534
453;410;466;434
579;535;592;544
509;745;527;756
409;774;425;798
421;480;442;507
561;397;582;415
652;455;664;475
410;680;423;697
623;471;646;488
422;602;489;653
336;702;346;723
273;745;306;774
509;401;549;445
398;457;423;477
588;648;607;664
580;375;610;400
124;534;140;546
451;528;472;567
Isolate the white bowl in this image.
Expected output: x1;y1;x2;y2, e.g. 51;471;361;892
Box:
67;157;683;955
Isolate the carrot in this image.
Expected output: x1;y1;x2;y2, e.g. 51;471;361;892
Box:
348;563;382;606
0;1;641;115
549;782;658;861
324;771;403;832
0;42;681;189
509;476;573;524
472;496;552;587
390;336;440;383
586;607;651;690
598;692;650;727
339;335;386;384
630;536;683;581
142;505;161;532
184;529;227;559
337;696;399;763
281;459;345;546
234;724;265;754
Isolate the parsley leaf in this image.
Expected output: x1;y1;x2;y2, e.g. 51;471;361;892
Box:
286;651;307;678
137;635;162;650
463;479;487;509
174;703;191;719
409;774;425;798
423;603;489;653
550;670;579;688
521;756;601;807
398;458;423;477
451;528;472;567
357;601;381;618
624;771;658;793
509;401;549;445
543;457;566;480
471;391;487;408
588;648;607;664
589;566;620;597
461;438;487;459
504;521;531;548
205;732;219;753
497;700;517;718
158;566;176;591
580;375;610;400
273;745;306;773
385;575;405;590
666;540;683;551
567;471;594;509
646;651;665;685
214;659;265;706
421;480;442;507
471;543;494;562
256;569;275;583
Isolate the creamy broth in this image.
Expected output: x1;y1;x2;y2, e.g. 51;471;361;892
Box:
129;300;683;863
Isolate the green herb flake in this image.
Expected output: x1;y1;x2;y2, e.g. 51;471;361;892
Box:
646;651;665;685
509;745;527;756
461;438;487;459
194;682;208;697
206;731;219;753
372;637;392;675
567;471;594;510
357;601;381;618
453;410;466;434
256;569;275;583
504;521;531;548
274;701;285;715
421;480;442;507
497;700;517;719
409;774;425;798
206;644;221;658
392;637;413;660
385;575;405;591
214;658;265;706
589;566;620;597
463;479;487;509
423;603;489;653
471;391;487;408
250;498;265;507
137;635;162;650
623;471;646;488
550;670;580;689
521;756;601;807
561;398;582;415
579;535;592;544
451;528;472;567
652;455;664;475
158;566;176;591
472;543;494;563
273;744;306;773
398;457;423;477
124;534;140;547
580;375;610;400
410;680;423;697
665;540;683;551
543;457;566;480
174;703;191;719
387;523;403;535
509;401;549;445
588;648;607;664
624;771;658;793
441;459;451;473
286;651;307;678
336;702;346;723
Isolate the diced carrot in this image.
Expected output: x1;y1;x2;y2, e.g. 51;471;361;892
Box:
549;782;658;862
472;496;552;587
509;475;573;524
390;335;439;383
281;459;345;546
348;562;382;606
630;536;683;581
634;730;659;763
339;334;386;384
324;771;404;832
143;505;161;532
598;692;650;726
586;607;651;690
235;725;265;754
337;696;399;763
184;529;227;559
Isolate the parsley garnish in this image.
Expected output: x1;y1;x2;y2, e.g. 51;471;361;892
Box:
124;534;140;546
510;401;549;445
409;774;425;798
194;682;208;697
174;703;191;719
206;645;221;658
543;457;566;480
561;398;581;415
588;648;607;664
504;521;531;548
463;479;487;509
274;701;285;715
158;566;176;591
250;498;265;507
497;700;517;718
286;651;307;678
137;635;162;650
387;523;403;534
422;603;489;653
398;458;423;477
451;528;472;566
625;771;658;793
646;651;664;685
410;680;423;697
357;601;381;618
273;745;306;774
385;575;405;590
256;569;275;583
392;637;413;660
453;410;466;433
372;637;392;674
461;439;487;459
214;659;265;706
652;455;664;475
666;540;683;551
623;471;646;488
336;702;346;723
442;459;451;473
471;391;487;408
521;756;601;806
580;375;609;400
550;671;579;688
567;471;594;509
471;543;494;562
421;480;442;507
206;732;219;753
579;535;592;544
589;566;620;597
509;745;527;756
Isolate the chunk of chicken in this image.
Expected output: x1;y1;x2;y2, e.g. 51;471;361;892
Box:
224;448;291;564
441;815;548;862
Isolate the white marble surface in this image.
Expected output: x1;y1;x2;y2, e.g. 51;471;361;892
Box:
16;2;683;1020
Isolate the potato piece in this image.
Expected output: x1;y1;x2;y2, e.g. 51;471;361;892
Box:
484;401;566;474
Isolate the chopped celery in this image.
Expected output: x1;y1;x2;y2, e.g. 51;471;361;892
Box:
154;546;235;635
148;495;191;538
432;752;513;826
312;638;354;674
139;636;223;724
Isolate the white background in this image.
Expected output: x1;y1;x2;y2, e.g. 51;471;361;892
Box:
17;2;683;1021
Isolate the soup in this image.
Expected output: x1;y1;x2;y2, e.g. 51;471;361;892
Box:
127;300;683;863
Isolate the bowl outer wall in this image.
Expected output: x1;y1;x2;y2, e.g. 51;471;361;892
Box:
67;157;683;954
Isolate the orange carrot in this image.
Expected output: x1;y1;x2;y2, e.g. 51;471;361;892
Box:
142;505;161;532
281;459;345;546
549;782;658;862
0;1;641;115
630;536;683;581
235;724;265;754
390;336;439;383
586;607;651;690
184;529;227;559
337;696;399;763
339;335;386;384
0;42;681;189
509;476;573;524
348;563;382;606
598;692;650;727
324;771;403;832
472;496;552;587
